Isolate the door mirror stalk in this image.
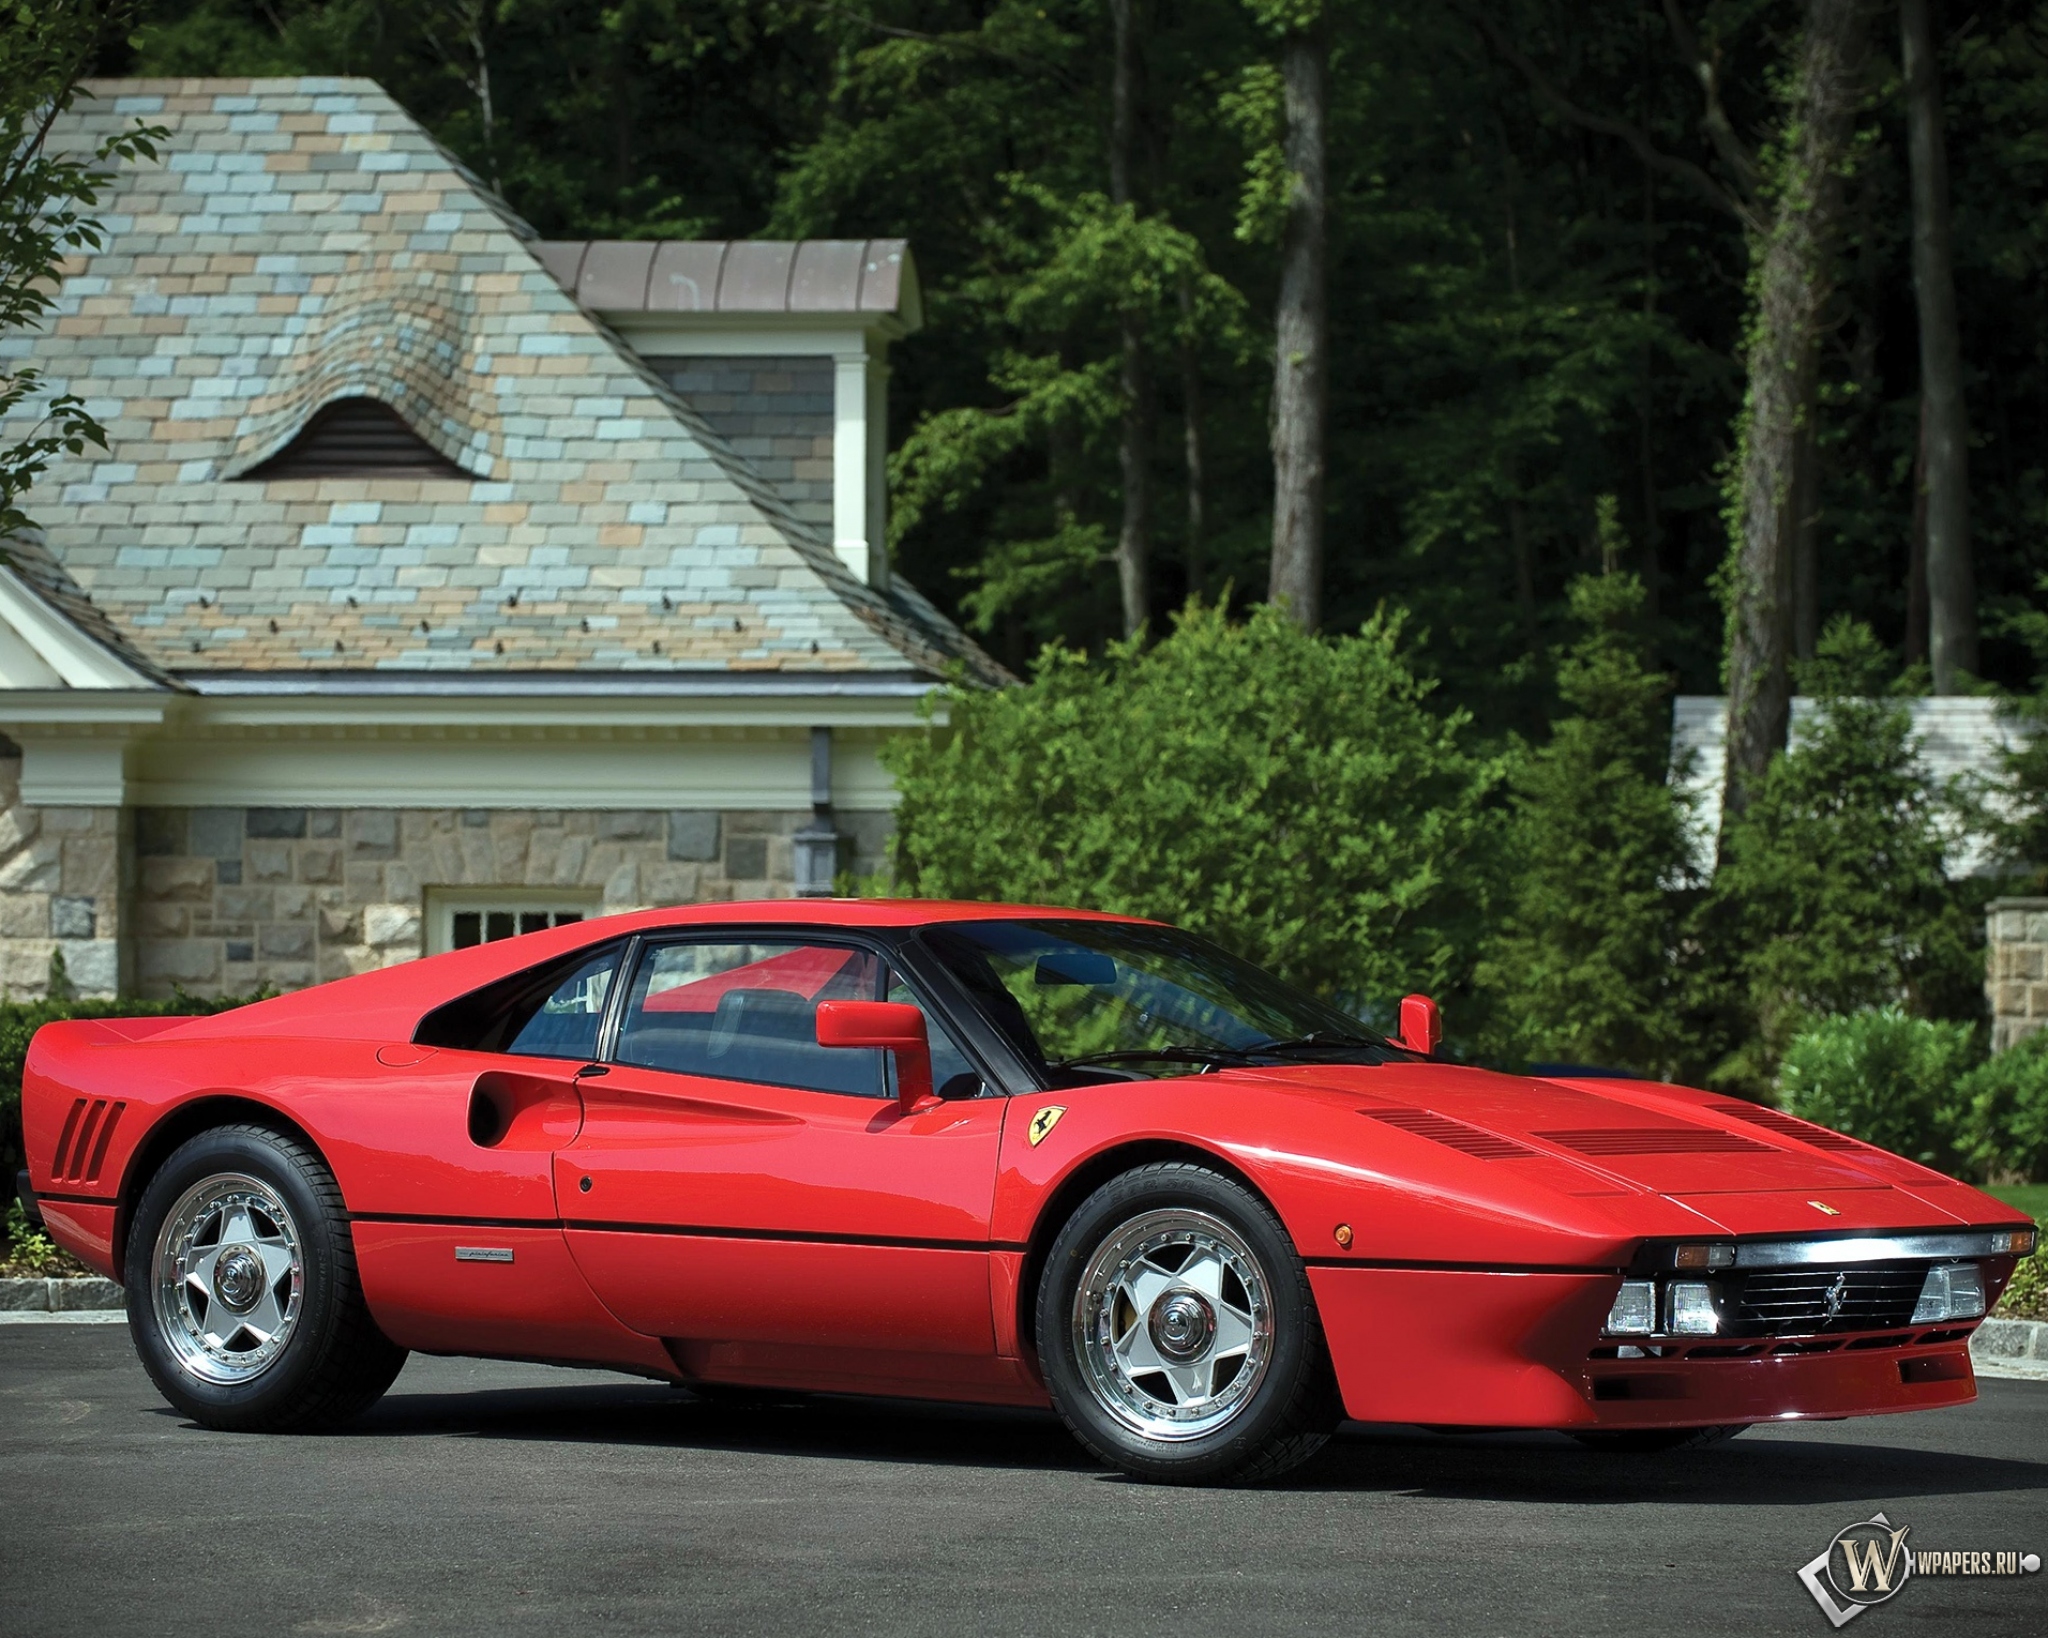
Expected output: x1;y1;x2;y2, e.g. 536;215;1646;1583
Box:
1397;994;1441;1057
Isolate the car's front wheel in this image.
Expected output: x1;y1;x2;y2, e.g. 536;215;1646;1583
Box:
1036;1162;1339;1485
126;1123;406;1431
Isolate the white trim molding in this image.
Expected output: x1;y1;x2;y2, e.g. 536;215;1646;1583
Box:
0;568;161;691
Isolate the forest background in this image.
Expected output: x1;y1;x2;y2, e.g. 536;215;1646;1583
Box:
16;1;2048;1202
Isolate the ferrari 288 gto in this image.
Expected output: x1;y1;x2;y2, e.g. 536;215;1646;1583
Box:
17;901;2035;1483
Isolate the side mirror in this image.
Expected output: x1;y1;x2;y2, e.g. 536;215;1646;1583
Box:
1397;994;1441;1057
816;1000;935;1110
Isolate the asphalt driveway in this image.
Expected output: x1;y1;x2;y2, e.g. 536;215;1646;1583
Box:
2;1323;2043;1637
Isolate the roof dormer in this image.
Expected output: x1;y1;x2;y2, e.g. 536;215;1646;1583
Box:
533;240;920;589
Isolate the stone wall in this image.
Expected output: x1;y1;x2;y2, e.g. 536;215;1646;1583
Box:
0;756;893;1002
1988;897;2048;1052
645;356;834;535
0;754;128;998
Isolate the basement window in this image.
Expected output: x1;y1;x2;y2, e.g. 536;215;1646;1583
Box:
431;895;599;954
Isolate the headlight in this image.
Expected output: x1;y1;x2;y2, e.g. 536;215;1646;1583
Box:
1666;1281;1719;1335
1603;1280;1656;1335
1671;1243;1736;1271
1912;1263;1987;1323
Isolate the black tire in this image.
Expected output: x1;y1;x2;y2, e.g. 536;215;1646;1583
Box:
1035;1162;1339;1485
1570;1424;1747;1453
125;1123;406;1432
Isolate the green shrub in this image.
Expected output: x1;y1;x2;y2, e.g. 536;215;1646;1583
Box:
1705;620;1983;1092
1995;1226;2047;1319
1959;1032;2048;1183
1777;1007;1976;1174
2;1196;80;1276
0;991;263;1176
1474;571;1700;1076
884;600;1505;1022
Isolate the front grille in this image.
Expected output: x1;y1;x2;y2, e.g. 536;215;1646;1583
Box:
1730;1261;1928;1335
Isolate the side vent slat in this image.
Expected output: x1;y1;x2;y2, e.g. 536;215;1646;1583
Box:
1708;1100;1869;1153
66;1101;106;1181
1535;1125;1769;1156
1364;1107;1537;1160
51;1097;87;1181
50;1097;124;1184
83;1101;124;1184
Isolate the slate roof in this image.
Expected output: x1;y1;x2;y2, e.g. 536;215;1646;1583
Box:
1;79;1004;687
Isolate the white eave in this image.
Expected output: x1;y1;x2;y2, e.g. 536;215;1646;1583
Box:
0;565;164;693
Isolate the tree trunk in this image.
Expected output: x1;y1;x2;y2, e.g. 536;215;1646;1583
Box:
1178;279;1206;602
1791;417;1820;662
1110;0;1152;638
1508;490;1537;644
1901;0;1975;690
1267;10;1329;630
1718;0;1870;850
1906;399;1930;664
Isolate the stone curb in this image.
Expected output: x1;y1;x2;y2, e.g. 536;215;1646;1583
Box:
0;1276;124;1313
1972;1316;2048;1364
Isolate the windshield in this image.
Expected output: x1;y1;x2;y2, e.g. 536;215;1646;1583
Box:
919;919;1398;1079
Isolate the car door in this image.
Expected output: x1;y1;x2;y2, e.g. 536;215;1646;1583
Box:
556;935;1008;1374
346;939;673;1373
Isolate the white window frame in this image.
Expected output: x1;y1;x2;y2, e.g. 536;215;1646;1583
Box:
427;889;603;955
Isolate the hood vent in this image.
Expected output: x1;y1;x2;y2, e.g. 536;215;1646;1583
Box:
1536;1124;1769;1156
1707;1100;1870;1153
1364;1107;1537;1159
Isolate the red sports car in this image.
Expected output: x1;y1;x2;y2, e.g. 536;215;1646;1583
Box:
16;901;2036;1483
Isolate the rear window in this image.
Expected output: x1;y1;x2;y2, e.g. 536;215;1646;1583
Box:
414;942;624;1060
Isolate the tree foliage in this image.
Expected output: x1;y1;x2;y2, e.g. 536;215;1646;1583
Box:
2;0;162;541
1705;617;1981;1089
883;601;1504;1022
1475;557;1699;1075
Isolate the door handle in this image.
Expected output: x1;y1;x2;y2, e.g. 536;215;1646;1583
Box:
576;1063;610;1079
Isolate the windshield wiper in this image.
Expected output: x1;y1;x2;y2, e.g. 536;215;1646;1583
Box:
1244;1030;1391;1054
1052;1046;1259;1071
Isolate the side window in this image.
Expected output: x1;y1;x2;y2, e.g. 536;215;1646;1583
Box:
505;952;617;1060
887;973;983;1097
414;942;622;1059
614;941;889;1096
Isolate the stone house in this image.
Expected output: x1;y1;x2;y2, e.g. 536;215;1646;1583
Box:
0;78;1003;1001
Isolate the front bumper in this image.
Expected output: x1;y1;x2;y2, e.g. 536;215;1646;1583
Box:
1310;1266;1981;1430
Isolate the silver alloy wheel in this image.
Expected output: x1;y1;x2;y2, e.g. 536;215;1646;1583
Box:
1072;1207;1273;1442
151;1172;304;1385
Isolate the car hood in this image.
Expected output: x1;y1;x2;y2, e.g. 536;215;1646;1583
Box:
1234;1060;2010;1236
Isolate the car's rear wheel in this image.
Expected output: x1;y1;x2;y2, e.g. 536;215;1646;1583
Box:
125;1123;406;1431
1036;1162;1338;1485
1570;1424;1747;1453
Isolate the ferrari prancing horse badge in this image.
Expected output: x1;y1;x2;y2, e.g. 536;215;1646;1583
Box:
1028;1105;1067;1146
